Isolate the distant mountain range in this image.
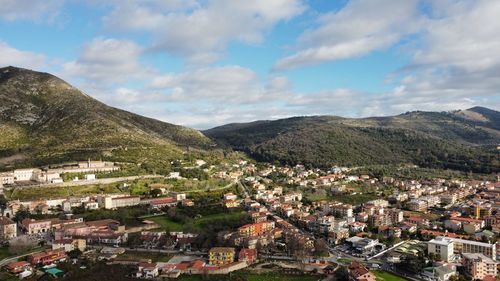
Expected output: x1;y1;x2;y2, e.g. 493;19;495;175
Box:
0;66;212;169
1;66;498;173
205;107;500;173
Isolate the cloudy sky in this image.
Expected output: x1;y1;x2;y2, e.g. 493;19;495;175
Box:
1;0;499;129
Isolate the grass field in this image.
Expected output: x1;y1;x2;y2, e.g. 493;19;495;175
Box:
145;211;247;231
336;258;351;264
5;178;231;201
118;251;173;262
0;272;18;281
373;270;407;281
0;246;11;260
5;183;122;200
148;216;184;231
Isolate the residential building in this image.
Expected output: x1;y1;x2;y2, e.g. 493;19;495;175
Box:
238;248;257;264
451;238;496;260
348;261;376;281
27;249;67;265
0;172;15;185
52;239;86;252
136;262;159;279
169;192;187;201
20;218;51;234
150;197;177;209
462;253;498;280
13;168;41;181
99;195;140;209
428;237;454;262
4;261;31;274
208;247;236;266
238;221;274;237
0;216;17;240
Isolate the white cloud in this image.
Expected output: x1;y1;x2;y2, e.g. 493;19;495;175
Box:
62;38;153;85
103;0;306;63
275;0;420;69
0;42;46;69
0;0;64;22
149;65;291;104
368;0;500;115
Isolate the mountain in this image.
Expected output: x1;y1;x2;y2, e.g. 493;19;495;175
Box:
205;108;500;173
0;66;212;169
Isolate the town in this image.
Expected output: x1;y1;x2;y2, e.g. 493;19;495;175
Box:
0;158;499;281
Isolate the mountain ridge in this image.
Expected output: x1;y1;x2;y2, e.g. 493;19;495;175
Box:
205;107;500;173
0;66;212;170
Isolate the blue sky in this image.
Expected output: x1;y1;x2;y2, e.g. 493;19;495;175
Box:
0;0;499;128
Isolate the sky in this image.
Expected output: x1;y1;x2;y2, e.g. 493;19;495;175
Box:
0;0;499;129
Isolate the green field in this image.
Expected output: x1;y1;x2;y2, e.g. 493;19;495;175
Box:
373;270;407;281
0;272;18;281
148;216;184;231
5;178;231;201
336;258;351;265
118;251;173;262
0;246;10;260
145;211;247;231
5;183;122;200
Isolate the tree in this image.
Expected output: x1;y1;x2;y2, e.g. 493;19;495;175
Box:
314;238;329;257
68;249;82;259
333;266;349;281
150;188;162;198
14;207;30;223
0;195;7;212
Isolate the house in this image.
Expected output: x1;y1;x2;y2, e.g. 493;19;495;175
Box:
169;192;187;201
348;261;376;281
0;216;17;240
208;247;235;266
224;199;240;208
328;228;349;245
27;249;67;265
52;238;86;252
238;248;257;264
150;197;177;209
20;218;51;234
4;261;31;274
136;262;159;279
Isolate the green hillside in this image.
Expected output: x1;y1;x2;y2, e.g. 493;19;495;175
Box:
205;109;500;173
0;66;212;170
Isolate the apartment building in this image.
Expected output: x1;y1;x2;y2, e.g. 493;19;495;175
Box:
238;221;274;238
428;237;454;262
100;195;141;209
452;238;496;260
462;253;498;279
428;236;497;261
208;247;236;266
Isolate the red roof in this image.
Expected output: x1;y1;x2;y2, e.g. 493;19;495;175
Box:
151;197;176;205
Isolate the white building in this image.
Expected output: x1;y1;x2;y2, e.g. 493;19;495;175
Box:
428;237;454;262
13;169;41;181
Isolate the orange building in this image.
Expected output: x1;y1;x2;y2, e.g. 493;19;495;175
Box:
238;221;274;237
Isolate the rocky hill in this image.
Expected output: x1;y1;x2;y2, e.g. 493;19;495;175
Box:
0;66;212;169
